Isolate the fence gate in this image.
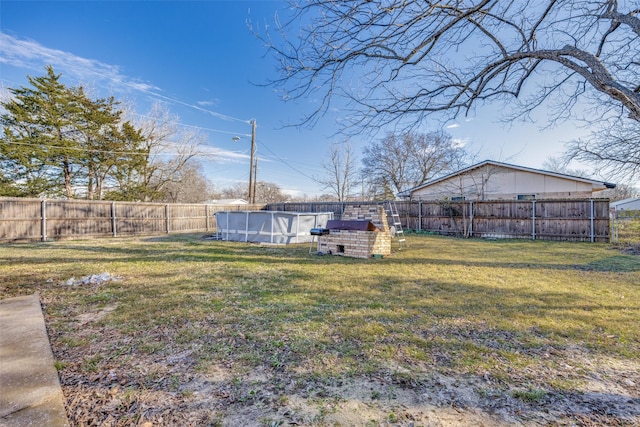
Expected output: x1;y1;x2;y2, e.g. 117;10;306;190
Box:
610;210;640;245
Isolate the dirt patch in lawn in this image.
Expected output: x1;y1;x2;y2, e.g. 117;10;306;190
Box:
56;359;640;426
76;304;118;325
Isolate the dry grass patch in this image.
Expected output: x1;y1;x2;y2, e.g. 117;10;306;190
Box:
1;234;638;426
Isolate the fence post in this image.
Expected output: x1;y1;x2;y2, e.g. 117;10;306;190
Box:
610;211;618;244
469;201;473;237
205;205;210;231
590;199;594;243
418;201;422;231
111;201;117;237
531;200;536;240
41;199;47;242
165;204;170;233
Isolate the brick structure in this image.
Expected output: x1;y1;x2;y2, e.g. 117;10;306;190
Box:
319;205;392;259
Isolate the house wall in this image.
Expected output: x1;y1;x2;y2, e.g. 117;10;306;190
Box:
612;198;640;211
411;165;596;200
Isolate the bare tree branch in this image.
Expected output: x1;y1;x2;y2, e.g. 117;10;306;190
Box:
258;0;640;135
564;118;640;181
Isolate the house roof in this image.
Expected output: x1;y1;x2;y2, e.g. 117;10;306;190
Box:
397;160;616;197
610;197;640;208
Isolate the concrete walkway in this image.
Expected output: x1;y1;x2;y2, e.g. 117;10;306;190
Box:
0;294;69;427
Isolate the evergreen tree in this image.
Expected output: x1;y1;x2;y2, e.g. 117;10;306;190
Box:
0;67;78;197
104;121;149;201
1;66;150;199
1;67;204;201
0;171;22;197
74;89;146;200
1;66;82;197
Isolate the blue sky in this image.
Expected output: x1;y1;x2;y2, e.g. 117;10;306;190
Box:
0;1;615;197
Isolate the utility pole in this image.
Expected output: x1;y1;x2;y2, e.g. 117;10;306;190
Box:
252;157;258;204
232;119;258;204
249;119;257;204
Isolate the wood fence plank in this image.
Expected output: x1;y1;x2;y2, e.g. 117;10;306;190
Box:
0;198;609;243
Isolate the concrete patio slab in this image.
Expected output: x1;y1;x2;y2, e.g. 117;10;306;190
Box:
0;293;69;427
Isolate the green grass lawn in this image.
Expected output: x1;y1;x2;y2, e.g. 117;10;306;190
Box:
1;234;638;426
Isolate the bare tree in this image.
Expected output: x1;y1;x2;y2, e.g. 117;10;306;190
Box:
220;182;249;201
219;181;289;203
112;103;206;201
603;182;639;200
260;0;640;169
158;161;215;203
563;119;640;181
362;131;467;195
254;181;290;204
138;104;206;197
431;159;508;237
315;142;359;202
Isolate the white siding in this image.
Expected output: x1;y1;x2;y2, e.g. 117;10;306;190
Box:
411;165;599;200
611;198;640;211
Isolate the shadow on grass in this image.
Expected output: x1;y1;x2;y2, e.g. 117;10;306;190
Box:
577;255;640;272
17;232;640;271
8;247;639;277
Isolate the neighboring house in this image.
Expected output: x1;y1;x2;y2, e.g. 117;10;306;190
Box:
205;199;248;205
397;160;616;201
610;198;640;212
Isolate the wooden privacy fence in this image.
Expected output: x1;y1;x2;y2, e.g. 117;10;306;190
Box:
0;198;264;242
1;198;610;242
266;199;611;242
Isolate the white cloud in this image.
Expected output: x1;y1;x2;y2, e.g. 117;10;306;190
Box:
0;32;248;123
451;138;469;148
446;123;460;129
0;32;160;93
197;100;219;107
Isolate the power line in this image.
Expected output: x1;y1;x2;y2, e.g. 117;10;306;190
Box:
260;159;324;179
141;90;251;124
2;83;251;138
257;139;319;182
3;78;324;187
2;76;253;131
2;140;259;167
131;113;252;138
1;140;189;157
3;69;251;125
